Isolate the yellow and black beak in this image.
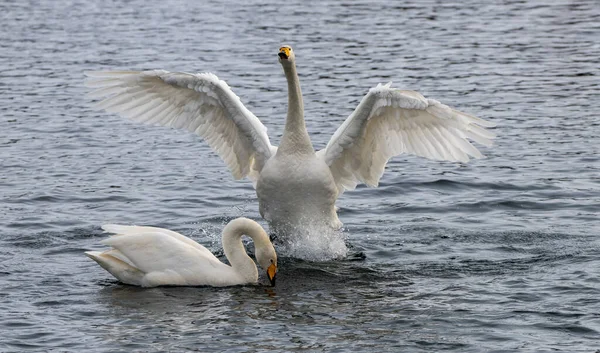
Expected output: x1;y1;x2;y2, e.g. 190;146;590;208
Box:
267;263;277;286
278;47;290;60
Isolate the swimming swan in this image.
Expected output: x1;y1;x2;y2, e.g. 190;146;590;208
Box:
85;217;277;287
85;46;495;240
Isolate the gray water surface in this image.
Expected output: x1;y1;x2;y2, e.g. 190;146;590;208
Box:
1;0;600;352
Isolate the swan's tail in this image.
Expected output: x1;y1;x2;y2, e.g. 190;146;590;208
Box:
85;251;144;286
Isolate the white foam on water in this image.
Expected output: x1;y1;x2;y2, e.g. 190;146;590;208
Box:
272;221;348;261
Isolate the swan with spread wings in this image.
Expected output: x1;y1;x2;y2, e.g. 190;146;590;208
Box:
86;45;495;249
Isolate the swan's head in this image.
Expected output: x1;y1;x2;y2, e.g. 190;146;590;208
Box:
256;241;278;286
278;45;295;65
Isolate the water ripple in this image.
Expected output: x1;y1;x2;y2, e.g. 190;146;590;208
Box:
1;0;600;351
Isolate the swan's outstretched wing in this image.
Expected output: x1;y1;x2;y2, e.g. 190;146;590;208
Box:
85;71;276;182
318;83;496;193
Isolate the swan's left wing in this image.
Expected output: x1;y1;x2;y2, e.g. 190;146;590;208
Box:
318;83;496;194
85;70;276;183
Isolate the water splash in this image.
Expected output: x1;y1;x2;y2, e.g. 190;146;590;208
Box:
271;221;349;261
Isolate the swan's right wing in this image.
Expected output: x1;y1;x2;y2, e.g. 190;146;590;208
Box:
85;71;276;183
100;225;223;274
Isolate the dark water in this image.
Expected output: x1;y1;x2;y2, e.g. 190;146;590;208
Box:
1;0;600;351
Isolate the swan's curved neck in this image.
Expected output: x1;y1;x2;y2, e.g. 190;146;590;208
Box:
222;219;267;282
279;62;314;155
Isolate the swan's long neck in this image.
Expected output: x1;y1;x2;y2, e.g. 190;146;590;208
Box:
278;61;314;155
221;218;267;283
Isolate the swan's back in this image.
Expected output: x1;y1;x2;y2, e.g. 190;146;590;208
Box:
101;224;216;259
87;225;238;287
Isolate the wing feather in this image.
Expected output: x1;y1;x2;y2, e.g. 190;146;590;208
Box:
101;224;219;264
85;70;275;182
100;232;220;275
320;84;495;193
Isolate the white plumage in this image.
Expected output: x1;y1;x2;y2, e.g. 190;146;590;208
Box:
319;82;495;193
86;46;495;256
85;217;277;287
86;70;275;182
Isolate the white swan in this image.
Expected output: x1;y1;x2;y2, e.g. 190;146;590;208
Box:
85;45;495;246
85;217;277;287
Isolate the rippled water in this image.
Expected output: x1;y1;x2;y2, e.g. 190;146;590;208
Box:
1;0;600;351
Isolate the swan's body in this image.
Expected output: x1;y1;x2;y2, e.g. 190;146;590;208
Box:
258;152;340;232
85;46;495;255
255;50;342;232
85;217;277;287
